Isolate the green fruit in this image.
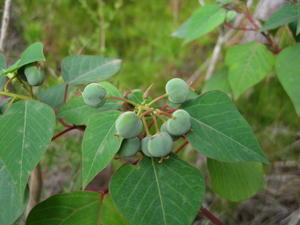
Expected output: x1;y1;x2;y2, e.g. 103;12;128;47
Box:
141;136;152;157
165;78;189;103
225;11;237;22
24;65;45;86
115;111;143;138
118;137;141;157
148;132;173;157
82;83;107;107
160;122;179;141
166;109;191;136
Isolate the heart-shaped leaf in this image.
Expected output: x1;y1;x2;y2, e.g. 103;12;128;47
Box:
183;91;268;163
26;192;129;225
173;5;226;43
110;155;205;225
26;192;99;225
225;42;274;97
260;4;297;31
82;111;123;188
3;42;45;74
207;159;264;201
276;43;300;115
61;55;121;85
0;100;55;198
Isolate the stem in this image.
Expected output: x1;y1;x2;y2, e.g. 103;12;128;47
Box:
0;0;12;52
106;95;137;106
151;113;160;133
147;93;168;106
224;21;257;31
142;116;151;136
201;207;226;225
51;125;85;141
0;91;31;100
24;164;43;219
174;140;189;154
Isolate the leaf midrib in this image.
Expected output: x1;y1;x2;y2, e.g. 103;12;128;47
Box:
151;159;167;225
19;101;28;195
68;59;120;84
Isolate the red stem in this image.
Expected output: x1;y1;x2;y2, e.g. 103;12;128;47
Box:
242;7;281;53
174;140;189;154
51;125;85;141
201;207;226;225
57;118;73;128
224;22;257;31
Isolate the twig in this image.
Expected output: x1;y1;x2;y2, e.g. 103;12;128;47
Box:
201;207;226;225
0;0;12;52
174;140;189;154
24;164;42;218
202;0;255;81
51;125;85;141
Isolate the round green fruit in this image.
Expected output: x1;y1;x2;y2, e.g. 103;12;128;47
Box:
24;64;45;86
160;122;179;141
148;132;173;157
225;11;237;22
166;109;191;136
118;137;141;157
165;78;189;104
115;111;143;138
82;83;107;107
141;136;152;157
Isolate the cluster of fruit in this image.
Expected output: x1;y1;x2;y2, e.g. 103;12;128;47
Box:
82;78;192;159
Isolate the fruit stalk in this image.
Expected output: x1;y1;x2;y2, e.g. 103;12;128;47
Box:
0;91;31;100
106;95;137;106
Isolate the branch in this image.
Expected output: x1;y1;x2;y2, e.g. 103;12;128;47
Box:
52;125;85;141
0;0;12;52
204;0;255;81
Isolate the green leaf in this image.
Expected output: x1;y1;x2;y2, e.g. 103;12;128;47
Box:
110;155;205;225
3;42;45;74
57;96;120;125
82;111;123;188
297;0;300;35
183;91;268;163
0;100;55;198
101;196;130;225
202;69;231;93
100;81;122;99
0;162;27;225
207;159;264;201
61;55;121;85
26;192;129;225
260;4;297;31
276;43;300;115
225;42;274;97
37;83;66;110
26;192;100;225
173;5;226;43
